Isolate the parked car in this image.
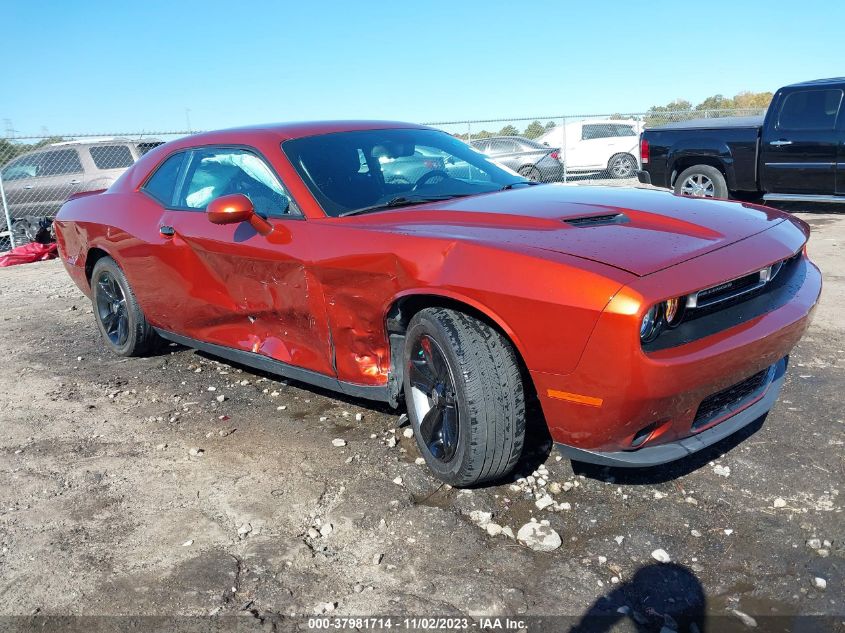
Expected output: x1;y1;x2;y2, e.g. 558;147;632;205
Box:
638;78;845;201
538;119;642;178
54;121;820;486
470;136;563;182
377;147;446;184
1;138;163;244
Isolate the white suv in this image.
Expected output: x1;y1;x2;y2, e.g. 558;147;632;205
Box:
538;119;642;178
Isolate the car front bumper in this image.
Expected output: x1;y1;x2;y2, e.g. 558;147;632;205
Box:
529;224;821;466
554;356;786;466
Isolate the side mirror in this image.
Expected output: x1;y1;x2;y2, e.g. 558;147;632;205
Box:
207;194;272;236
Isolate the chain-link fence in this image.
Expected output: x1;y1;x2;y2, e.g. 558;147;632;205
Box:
0;108;765;251
0;132;192;250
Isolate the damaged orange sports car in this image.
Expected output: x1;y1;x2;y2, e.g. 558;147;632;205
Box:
54;121;821;485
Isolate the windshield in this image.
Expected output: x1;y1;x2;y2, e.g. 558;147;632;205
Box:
282;128;528;217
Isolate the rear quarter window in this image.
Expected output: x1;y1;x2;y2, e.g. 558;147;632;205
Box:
142;153;185;206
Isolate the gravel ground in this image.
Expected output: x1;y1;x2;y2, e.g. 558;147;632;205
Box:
0;212;842;632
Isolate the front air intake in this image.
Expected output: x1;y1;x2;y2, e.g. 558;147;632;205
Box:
564;213;628;227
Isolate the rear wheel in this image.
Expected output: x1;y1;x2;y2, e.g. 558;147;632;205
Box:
518;165;542;182
91;257;159;356
674;165;728;199
403;308;525;486
607;153;637;179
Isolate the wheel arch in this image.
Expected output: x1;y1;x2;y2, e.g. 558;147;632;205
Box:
668;148;735;191
383;290;535;406
84;245;116;288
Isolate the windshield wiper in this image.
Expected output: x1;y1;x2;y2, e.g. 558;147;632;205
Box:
339;194;473;217
500;181;541;191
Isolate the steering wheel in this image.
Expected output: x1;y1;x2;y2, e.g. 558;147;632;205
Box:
412;170;449;191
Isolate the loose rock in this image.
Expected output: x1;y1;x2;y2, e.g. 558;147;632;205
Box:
331;438;347;447
713;464;731;477
651;548;671;563
516;521;562;552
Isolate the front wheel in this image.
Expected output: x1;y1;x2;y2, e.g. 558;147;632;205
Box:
91;256;160;356
674;165;728;199
403;308;526;486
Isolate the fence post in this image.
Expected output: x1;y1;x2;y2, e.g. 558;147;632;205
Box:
561;116;568;183
467;121;472;143
0;170;13;250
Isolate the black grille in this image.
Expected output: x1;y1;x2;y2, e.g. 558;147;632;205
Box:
565;213;628;227
695;271;761;306
692;367;771;429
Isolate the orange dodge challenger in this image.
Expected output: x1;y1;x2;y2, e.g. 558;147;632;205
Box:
54;121;821;485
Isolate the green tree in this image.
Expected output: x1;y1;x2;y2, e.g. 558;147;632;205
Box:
499;125;519;136
523;120;546;139
645;91;772;127
544;121;556;130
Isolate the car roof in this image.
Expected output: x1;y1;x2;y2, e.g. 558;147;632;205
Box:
181;121;429;146
783;77;845;89
474;136;532;142
48;137;153;147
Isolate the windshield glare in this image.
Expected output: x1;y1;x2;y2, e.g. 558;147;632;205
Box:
282;128;528;217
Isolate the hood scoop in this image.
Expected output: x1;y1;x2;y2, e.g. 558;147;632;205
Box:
564;213;629;227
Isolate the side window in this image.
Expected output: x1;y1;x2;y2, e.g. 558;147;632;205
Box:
582;124;615;141
136;142;164;156
777;89;843;130
179;148;296;218
582;125;598;140
489;139;517;154
614;125;637;137
1;154;42;181
142;152;185;206
90;145;134;170
39;149;83;176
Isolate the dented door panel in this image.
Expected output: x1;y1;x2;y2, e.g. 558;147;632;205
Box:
155;210;334;377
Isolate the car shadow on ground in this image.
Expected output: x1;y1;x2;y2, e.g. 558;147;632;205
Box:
567;562;707;632
570;414;768;485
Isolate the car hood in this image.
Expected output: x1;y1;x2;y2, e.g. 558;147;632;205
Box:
356;185;791;276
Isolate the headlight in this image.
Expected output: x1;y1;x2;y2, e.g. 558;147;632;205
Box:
640;305;662;342
641;297;686;343
664;297;684;327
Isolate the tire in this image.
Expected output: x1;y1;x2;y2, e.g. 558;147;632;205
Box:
518;165;542;182
674;165;728;199
403;308;525;486
90;256;159;356
607;153;637;179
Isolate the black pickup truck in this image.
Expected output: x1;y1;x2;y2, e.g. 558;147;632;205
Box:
638;77;845;202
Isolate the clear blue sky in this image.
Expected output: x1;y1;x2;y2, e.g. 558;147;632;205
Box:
3;0;842;135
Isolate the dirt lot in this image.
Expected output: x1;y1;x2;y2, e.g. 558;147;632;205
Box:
0;212;842;632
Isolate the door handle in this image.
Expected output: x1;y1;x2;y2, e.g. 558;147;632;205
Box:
68;179;81;185
159;225;175;237
769;140;793;146
23;185;34;189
